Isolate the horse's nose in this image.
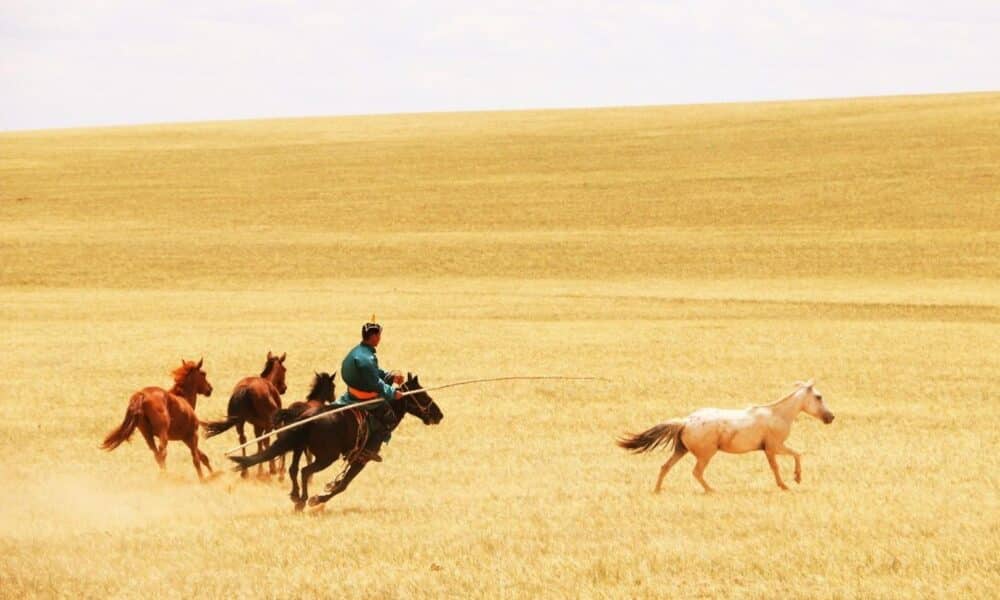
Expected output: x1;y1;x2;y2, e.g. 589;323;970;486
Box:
825;414;835;424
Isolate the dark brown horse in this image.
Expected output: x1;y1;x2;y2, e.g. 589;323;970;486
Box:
231;373;442;511
274;371;337;466
102;359;215;480
203;351;287;478
274;371;337;428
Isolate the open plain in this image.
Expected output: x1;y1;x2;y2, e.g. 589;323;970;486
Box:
1;93;998;598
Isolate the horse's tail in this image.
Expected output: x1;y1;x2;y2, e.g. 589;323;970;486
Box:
202;415;240;438
229;427;304;471
617;420;686;454
101;393;144;451
203;387;249;438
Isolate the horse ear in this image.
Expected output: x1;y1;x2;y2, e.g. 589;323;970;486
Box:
280;352;286;362
267;350;273;359
805;378;814;388
197;357;203;369
332;371;337;380
407;371;412;380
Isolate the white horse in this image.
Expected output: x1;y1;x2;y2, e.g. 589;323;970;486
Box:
618;380;834;492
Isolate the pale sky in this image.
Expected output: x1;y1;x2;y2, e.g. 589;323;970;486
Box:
1;1;998;131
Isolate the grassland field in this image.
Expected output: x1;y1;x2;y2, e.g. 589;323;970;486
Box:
0;92;998;598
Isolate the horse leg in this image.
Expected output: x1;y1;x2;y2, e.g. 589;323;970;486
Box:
236;422;249;479
253;424;266;478
654;448;688;494
776;443;803;484
310;462;367;506
764;445;789;490
144;405;170;471
269;430;284;479
183;435;206;481
261;429;277;476
288;448;303;508
138;421;157;456
198;446;213;474
692;449;717;493
155;431;169;470
300;455;337;509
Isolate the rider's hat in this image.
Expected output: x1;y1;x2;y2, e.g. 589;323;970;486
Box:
362;314;382;338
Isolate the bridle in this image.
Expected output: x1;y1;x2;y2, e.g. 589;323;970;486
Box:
399;380;435;421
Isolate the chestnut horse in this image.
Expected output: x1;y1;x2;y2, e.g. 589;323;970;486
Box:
101;359;215;480
618;380;834;493
204;351;287;478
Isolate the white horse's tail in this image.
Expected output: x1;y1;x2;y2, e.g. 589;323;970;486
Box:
617;420;686;454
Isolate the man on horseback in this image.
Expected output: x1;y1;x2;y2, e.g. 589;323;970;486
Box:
332;316;404;463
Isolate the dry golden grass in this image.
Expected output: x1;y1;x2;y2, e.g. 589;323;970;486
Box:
1;92;998;598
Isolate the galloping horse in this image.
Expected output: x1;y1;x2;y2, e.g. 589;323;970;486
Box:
274;371;337;466
231;373;443;511
203;352;287;478
274;371;337;428
101;359;215;480
618;380;834;493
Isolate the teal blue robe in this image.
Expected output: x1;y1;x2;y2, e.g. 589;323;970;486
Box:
334;342;397;440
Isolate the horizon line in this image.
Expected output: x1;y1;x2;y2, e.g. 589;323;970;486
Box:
2;88;997;135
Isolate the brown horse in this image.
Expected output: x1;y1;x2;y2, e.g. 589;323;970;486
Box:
203;351;287;478
101;359;215;480
275;371;337;425
274;371;337;466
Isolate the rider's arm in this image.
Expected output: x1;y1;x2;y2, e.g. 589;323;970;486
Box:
356;355;396;402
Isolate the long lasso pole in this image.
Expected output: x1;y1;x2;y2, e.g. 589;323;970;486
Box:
220;375;609;455
222;398;384;455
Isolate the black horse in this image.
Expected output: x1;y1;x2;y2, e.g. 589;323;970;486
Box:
230;373;443;511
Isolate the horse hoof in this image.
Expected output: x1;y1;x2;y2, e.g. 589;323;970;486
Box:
307;496;322;506
294;501;305;512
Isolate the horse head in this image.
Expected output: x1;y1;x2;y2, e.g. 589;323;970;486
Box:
180;357;213;397
308;370;337;403
399;373;443;425
798;380;834;424
264;351;288;394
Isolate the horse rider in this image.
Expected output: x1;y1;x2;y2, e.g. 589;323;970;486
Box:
332;316;404;463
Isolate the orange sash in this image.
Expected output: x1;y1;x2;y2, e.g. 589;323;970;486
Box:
348;386;379;400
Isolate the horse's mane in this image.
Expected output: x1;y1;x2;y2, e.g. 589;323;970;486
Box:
307;372;335;401
261;357;277;378
755;385;802;408
171;362;197;385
